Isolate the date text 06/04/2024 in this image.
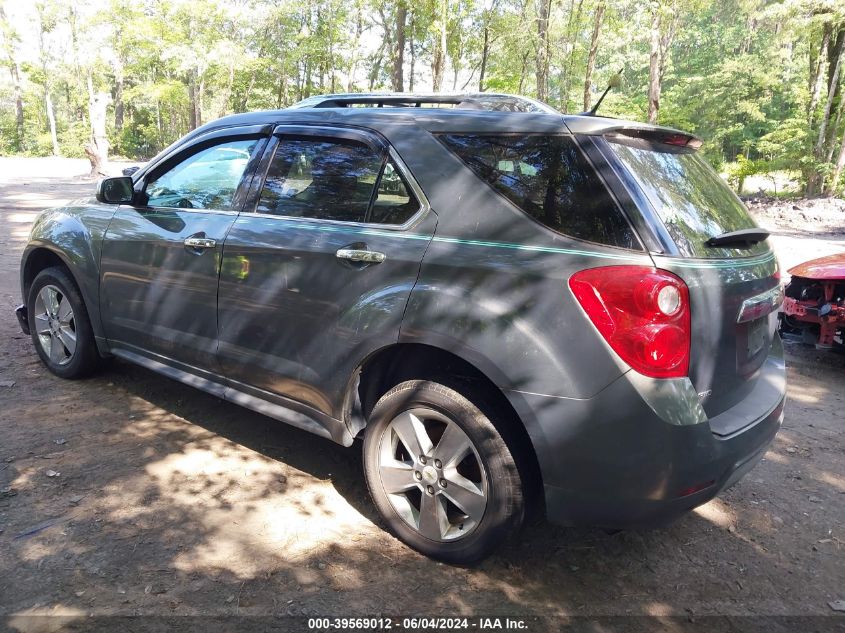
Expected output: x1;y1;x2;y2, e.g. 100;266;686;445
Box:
306;617;530;630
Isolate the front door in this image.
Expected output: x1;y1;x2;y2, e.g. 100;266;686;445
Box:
217;126;436;419
100;130;267;371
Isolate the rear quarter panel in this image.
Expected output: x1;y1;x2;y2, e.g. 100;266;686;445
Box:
384;123;651;401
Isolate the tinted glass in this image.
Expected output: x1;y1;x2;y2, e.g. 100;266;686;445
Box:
368;159;420;224
257;138;383;222
607;141;764;258
145;139;258;210
439;134;640;249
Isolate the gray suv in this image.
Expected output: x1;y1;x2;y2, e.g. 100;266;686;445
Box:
15;93;786;563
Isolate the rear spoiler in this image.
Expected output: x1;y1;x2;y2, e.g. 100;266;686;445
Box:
602;126;703;150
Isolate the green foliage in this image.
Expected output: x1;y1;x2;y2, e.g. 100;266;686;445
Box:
58;121;90;159
0;0;842;194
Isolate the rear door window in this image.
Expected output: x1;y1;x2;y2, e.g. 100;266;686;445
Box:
438;134;641;250
257;137;383;222
606;140;765;258
256;137;421;225
368;160;420;225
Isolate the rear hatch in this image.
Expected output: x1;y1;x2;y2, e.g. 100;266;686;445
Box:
597;129;781;422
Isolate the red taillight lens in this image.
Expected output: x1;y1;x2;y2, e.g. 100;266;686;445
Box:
569;266;691;379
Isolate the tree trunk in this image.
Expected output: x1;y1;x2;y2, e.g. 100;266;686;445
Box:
347;7;363;92
826;27;844;105
35;4;58;155
825;94;844;165
85;90;110;177
188;69;199;130
658;9;677;85
392;3;406;91
561;0;584;112
45;90;59;156
12;61;23;146
807;39;842;196
479;24;489;92
830;128;845;193
647;8;662;123
114;73;124;132
432;0;447;92
534;0;551;102
0;3;23;150
808;24;832;123
583;1;605;112
197;78;204;127
822;28;844;166
409;10;415;91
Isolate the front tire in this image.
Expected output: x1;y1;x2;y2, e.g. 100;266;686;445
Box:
27;267;101;379
363;380;525;564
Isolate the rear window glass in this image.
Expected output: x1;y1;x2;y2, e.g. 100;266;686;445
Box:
606;141;765;258
438;134;641;250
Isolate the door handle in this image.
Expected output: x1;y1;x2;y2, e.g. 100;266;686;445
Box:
336;248;386;264
184;237;217;249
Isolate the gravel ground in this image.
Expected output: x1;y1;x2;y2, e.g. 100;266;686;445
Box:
0;158;843;629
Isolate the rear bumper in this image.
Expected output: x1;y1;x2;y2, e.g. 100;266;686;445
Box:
522;337;786;529
15;305;30;335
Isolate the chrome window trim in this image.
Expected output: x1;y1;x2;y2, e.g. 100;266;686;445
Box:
122;205;241;217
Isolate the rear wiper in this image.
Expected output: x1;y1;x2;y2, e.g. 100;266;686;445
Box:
705;228;770;248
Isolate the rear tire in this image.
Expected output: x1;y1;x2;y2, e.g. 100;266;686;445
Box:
27;267;101;379
363;380;525;564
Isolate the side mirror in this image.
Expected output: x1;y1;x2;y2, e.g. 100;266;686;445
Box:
96;176;135;204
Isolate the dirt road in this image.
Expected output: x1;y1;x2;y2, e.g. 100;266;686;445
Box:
0;158;843;625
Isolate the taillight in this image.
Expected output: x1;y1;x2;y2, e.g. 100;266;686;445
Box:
569;266;691;379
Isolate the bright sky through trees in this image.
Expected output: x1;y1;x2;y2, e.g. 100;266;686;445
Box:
0;0;844;194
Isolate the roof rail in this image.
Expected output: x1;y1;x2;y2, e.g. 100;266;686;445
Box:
289;92;559;114
291;94;467;108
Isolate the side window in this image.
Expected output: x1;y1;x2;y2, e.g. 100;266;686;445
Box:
145;139;259;210
256;137;383;222
438;134;641;250
368;159;421;225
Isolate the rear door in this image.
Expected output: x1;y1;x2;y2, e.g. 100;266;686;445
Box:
100;126;268;370
217;125;436;418
595;133;782;418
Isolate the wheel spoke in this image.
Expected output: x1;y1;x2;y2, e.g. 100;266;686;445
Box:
58;327;77;356
34;313;51;335
57;298;73;323
41;287;60;316
379;460;416;494
391;410;433;460
442;471;486;521
418;491;448;540
433;422;472;468
48;334;65;363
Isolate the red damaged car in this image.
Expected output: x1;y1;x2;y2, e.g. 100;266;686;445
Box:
780;253;845;349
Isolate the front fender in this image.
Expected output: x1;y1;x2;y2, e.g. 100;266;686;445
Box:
21;200;117;347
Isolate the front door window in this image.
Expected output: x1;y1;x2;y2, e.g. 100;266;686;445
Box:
145;139;259;210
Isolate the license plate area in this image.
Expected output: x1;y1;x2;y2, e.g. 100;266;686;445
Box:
737;316;769;375
747;317;766;357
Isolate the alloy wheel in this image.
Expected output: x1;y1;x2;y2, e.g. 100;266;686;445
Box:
377;407;488;541
33;284;77;366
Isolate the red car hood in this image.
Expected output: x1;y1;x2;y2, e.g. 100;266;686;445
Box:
788;253;845;280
